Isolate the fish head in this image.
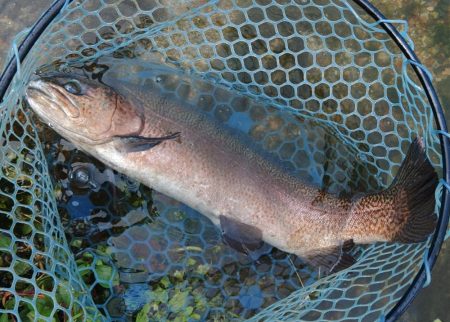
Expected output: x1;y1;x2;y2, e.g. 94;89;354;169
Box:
26;72;144;145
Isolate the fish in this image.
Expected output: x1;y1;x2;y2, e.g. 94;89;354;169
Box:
25;71;438;274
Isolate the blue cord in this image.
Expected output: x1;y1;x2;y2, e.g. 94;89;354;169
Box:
436;178;450;241
342;2;414;49
61;0;70;12
12;37;21;78
379;314;386;322
10;27;31;80
370;19;413;50
373;19;408;31
432;129;450;140
431;131;450;239
406;59;434;82
421;130;450;277
422;248;431;288
402;59;433;92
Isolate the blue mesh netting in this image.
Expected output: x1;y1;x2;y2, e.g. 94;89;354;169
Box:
0;0;448;321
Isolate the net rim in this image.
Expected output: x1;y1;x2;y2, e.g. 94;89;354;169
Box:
0;0;448;320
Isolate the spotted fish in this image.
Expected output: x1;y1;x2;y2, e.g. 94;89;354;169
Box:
26;71;438;274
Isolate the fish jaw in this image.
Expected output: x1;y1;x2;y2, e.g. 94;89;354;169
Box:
26;80;78;125
26;80;100;148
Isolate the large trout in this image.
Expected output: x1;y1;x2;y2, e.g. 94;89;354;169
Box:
26;72;438;274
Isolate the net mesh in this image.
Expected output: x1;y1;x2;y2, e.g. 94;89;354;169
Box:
0;0;448;321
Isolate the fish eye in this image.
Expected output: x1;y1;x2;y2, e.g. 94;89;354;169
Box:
63;80;82;95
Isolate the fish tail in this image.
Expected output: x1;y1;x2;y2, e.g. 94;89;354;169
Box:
383;137;438;243
347;137;438;243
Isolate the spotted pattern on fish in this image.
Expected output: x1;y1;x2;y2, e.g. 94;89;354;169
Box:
25;73;438;274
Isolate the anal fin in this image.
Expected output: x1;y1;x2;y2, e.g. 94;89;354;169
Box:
219;215;263;254
304;239;356;275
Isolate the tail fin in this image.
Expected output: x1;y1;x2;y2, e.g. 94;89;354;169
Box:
388;137;438;243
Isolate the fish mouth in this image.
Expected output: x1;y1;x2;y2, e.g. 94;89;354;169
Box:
27;82;49;98
26;79;81;118
26;81;56;123
25;80;82;139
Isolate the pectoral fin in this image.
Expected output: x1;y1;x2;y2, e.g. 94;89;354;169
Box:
303;240;355;275
219;215;263;254
116;132;181;153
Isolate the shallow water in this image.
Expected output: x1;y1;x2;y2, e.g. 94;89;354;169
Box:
0;0;449;321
